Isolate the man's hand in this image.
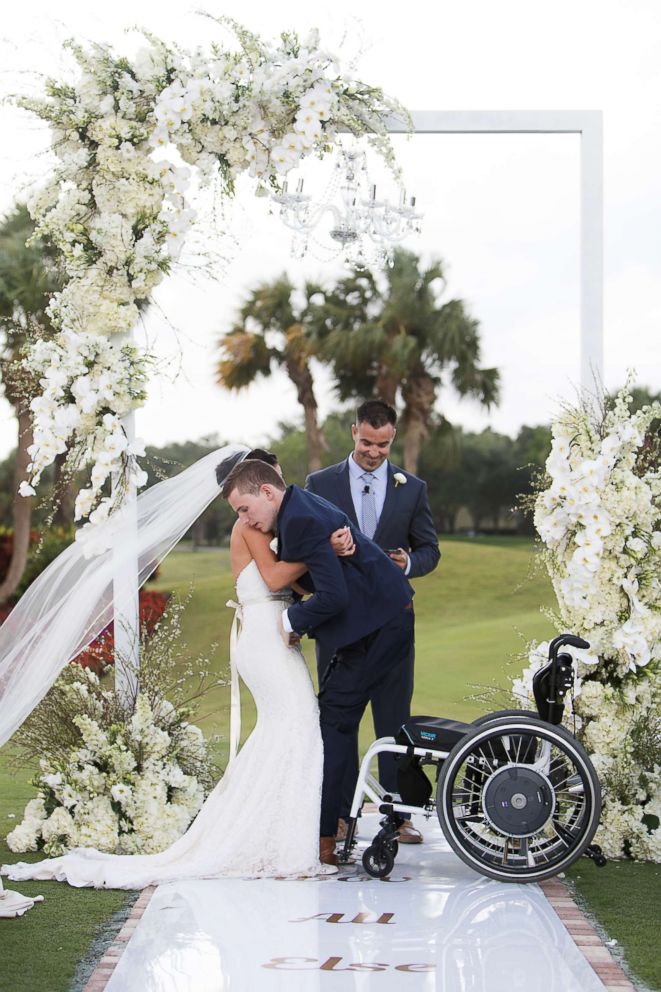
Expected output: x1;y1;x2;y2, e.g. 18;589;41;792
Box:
330;526;355;557
387;547;409;571
279;611;301;648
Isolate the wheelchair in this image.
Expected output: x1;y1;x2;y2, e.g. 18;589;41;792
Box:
339;634;607;883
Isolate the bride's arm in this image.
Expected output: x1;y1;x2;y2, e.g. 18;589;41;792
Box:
240;527;307;592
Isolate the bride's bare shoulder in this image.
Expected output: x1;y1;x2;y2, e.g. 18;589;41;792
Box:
229;521;253;577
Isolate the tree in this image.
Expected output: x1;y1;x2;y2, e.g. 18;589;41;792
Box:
215;277;327;473
0;205;63;603
308;248;500;473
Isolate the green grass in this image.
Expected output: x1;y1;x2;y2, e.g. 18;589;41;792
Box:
568;861;661;990
1;538;658;990
0;763;133;992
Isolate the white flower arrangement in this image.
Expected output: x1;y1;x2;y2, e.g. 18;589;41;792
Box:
15;19;409;531
514;380;661;860
393;472;407;487
22;331;151;527
6;667;209;857
6;594;221;857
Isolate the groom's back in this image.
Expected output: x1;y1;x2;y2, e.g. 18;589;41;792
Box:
279;486;413;650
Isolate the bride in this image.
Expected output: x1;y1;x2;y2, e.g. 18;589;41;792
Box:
1;447;350;888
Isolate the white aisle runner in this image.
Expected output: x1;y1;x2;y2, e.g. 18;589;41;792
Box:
106;814;605;992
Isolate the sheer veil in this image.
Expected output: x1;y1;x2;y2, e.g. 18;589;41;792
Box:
0;444;249;749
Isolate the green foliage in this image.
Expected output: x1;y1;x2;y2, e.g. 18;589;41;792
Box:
305;247;500;470
16;527;75;597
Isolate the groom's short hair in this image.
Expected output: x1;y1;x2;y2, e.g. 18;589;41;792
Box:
356;400;397;429
221;459;286;500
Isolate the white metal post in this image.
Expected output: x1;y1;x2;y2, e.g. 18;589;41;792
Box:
112;346;140;710
580;114;604;391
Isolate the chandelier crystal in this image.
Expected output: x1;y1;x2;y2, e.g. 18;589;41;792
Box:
272;146;422;265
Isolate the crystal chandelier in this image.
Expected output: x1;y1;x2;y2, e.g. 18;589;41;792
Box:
271;146;422;265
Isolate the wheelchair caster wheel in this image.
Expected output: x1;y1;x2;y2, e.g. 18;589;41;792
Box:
362;843;395;878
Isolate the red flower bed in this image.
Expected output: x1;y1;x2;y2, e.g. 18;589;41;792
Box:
75;590;171;676
0;590;171;677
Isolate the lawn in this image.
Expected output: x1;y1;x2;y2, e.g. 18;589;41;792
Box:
0;537;658;991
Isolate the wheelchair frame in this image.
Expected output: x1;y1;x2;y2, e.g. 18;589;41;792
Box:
339;633;606;883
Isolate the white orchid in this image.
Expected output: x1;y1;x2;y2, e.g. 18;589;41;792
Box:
16;21;406;531
517;380;661;859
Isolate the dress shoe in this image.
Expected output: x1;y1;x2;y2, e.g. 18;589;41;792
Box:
398;821;423;844
320;836;339;866
336;819;349;842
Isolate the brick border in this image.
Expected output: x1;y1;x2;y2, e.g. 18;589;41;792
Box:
83;886;155;992
539;878;635;991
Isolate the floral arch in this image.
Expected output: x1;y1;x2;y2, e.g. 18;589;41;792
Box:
15;17;406;535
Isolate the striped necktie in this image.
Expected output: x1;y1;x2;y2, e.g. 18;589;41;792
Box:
360;472;378;539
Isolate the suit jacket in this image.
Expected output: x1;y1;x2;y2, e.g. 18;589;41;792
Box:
305;458;440;579
277;485;413;652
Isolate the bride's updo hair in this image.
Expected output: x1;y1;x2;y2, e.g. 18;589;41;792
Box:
221;459;286;500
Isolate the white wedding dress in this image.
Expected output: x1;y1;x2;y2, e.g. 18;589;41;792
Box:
2;561;332;888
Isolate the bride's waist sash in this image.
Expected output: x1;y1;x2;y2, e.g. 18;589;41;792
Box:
234;593;293;609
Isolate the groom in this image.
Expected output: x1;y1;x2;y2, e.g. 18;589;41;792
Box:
222;458;414;866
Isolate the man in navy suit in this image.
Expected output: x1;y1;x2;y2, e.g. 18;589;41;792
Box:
223;457;415;866
306;401;440;843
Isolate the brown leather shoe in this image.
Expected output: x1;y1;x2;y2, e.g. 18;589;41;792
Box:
398;821;423;844
336;819;348;842
320;836;339;866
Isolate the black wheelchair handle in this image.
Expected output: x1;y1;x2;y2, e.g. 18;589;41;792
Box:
549;633;590;654
560;634;590;651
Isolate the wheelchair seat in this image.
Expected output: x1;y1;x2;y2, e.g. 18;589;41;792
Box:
397;716;472;751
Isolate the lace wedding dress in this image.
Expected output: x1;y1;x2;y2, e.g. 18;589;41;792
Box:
2;561;331;888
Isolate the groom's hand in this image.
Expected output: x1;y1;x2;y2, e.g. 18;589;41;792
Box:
279;610;301;648
387;547;409;570
330;526;355;557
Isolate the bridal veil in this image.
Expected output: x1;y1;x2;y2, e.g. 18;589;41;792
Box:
0;444;249;748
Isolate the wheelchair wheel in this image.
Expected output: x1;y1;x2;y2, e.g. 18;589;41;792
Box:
436;715;601;883
362;842;395;878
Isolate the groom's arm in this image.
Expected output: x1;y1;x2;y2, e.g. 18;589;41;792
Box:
282;522;351;636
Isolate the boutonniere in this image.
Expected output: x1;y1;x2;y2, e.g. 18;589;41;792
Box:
393;472;407;487
269;536;279;554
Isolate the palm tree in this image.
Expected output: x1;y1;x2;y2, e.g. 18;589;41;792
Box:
215;276;328;472
0;204;63;603
308;248;500;473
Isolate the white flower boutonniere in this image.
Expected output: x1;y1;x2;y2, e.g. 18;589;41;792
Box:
393;472;407;487
269;536;279;554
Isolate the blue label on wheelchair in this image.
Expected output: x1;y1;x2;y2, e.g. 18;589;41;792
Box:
420;731;437;741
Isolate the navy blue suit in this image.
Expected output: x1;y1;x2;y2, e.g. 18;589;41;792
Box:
277;485;414;836
305;458;440;814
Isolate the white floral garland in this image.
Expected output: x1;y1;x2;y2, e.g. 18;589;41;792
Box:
16;19;407;533
514;382;661;860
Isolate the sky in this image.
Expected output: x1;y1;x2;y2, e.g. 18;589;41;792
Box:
1;0;660;460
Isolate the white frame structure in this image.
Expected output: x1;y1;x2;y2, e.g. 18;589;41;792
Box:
389;110;604;389
114;109;604;695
